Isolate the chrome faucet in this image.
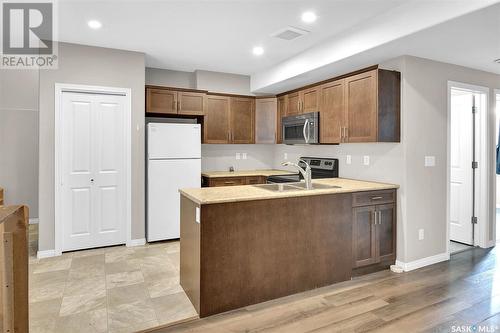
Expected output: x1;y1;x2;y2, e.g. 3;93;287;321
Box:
282;159;313;190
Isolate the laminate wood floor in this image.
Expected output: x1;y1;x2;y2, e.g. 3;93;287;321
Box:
149;246;500;333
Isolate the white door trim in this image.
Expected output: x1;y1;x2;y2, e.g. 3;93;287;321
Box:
54;83;132;255
494;89;500;246
446;81;491;255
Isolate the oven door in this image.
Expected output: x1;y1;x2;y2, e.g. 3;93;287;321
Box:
282;112;319;144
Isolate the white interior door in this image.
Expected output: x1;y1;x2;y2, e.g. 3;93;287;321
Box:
61;91;127;251
449;89;474;245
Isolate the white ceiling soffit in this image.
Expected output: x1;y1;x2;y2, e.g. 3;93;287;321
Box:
250;0;500;93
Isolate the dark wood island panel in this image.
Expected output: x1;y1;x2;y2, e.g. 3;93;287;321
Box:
180;193;353;317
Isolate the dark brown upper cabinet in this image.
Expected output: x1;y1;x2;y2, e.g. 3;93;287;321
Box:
319;79;345;144
203;95;255;144
344;69;400;143
177;91;206;116
286;91;300;116
204;95;231;144
146;87;205;116
285;87;319;116
230;97;255;144
146;88;178;115
301;86;320;114
276;95;287;144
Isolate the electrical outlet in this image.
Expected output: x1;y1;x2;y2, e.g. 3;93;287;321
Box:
236;153;241;160
346;155;352;165
242;153;247;160
425;156;436;167
363;155;370;166
418;229;424;240
284;153;288;160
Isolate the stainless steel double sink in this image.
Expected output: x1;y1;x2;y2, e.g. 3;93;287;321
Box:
252;182;341;192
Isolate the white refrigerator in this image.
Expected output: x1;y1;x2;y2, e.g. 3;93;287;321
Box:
147;123;201;242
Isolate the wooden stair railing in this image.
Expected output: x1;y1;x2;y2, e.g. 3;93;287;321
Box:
0;205;28;333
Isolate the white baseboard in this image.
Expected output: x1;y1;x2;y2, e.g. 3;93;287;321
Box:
37;249;60;259
127;238;146;247
29;218;39;224
395;252;450;272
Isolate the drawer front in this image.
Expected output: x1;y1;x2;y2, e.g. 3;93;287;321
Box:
245;176;265;185
352;190;395;207
210;177;246;187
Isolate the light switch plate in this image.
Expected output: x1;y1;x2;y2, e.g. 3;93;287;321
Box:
418;229;424;240
242;153;247;160
425;156;436;167
195;207;200;224
363;156;370;166
346;155;352;165
236;153;241;160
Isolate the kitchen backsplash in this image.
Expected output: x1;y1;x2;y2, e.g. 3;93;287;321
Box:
201;144;275;172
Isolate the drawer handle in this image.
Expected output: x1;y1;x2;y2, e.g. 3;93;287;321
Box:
224;181;235;185
371;196;383;200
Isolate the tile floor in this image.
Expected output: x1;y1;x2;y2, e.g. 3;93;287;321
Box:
28;224;198;333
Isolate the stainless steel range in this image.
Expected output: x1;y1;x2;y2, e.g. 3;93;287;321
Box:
267;157;339;183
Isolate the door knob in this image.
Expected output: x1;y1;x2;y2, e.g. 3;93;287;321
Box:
90;179;94;182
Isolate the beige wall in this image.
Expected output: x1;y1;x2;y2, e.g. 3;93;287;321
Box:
38;42;145;252
0;69;39;218
146;68;195;89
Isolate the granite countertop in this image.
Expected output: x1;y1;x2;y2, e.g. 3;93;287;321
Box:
180;178;399;205
201;169;295;178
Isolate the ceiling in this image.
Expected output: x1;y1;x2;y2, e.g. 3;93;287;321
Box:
57;0;408;74
57;0;500;93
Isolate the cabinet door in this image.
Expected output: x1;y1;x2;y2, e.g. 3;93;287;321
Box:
286;92;300;116
178;91;206;116
376;204;396;262
319;79;345;144
276;96;287;144
345;70;378;142
146;88;177;114
352;206;377;268
301;86;320;114
255;98;277;144
204;95;230;144
231;97;254;144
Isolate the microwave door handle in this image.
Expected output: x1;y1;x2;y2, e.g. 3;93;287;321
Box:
303;119;309;143
307;121;311;143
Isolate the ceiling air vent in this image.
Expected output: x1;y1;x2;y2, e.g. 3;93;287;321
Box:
271;26;309;41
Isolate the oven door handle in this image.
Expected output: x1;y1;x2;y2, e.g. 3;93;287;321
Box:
303;119;309;144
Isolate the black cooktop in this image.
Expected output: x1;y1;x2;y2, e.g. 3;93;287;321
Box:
267;157;339;183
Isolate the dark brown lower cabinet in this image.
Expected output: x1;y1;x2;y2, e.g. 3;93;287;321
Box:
352;200;396;268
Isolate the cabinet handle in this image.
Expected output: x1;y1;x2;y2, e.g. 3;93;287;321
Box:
345;127;348;141
371;196;383;200
178;100;181;111
373;211;377;225
173;100;176;110
297;100;300;112
378;211;382;225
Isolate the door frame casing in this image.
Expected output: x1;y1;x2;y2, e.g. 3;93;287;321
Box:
494;89;500;245
54;83;132;255
446;81;490;253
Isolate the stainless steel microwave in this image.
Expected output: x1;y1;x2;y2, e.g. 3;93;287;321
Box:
282;112;319;144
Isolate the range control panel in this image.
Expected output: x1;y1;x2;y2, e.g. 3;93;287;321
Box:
299;157;338;171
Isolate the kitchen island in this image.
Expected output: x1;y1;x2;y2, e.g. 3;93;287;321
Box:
179;178;398;317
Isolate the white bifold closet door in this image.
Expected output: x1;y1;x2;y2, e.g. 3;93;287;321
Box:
61;91;127;251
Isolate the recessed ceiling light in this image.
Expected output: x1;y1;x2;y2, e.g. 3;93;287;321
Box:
301;11;317;23
252;46;264;56
87;20;102;29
